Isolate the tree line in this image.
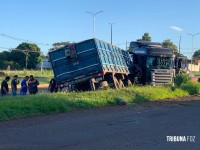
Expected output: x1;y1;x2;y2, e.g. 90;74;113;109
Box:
1;33;198;70
137;33;200;63
0;42;41;70
136;32;179;54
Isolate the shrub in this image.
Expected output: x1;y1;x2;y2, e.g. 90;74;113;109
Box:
180;82;200;95
174;73;190;86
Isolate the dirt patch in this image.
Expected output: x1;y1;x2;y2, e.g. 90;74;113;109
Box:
134;94;200;108
38;84;49;88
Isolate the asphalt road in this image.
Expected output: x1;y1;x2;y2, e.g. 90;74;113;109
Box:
0;97;200;150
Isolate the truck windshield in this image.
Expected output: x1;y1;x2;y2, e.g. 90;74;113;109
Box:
146;56;173;69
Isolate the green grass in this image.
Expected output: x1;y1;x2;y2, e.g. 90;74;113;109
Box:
192;72;200;78
180;82;200;95
0;69;53;77
0;83;199;121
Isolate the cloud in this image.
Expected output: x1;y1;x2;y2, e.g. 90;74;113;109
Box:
170;26;183;32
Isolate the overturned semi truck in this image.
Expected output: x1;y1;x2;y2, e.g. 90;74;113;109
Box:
49;39;181;90
49;38;132;91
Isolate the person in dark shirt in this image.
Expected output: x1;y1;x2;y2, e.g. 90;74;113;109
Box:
11;75;19;96
48;78;57;93
1;76;10;96
28;75;39;94
20;76;29;95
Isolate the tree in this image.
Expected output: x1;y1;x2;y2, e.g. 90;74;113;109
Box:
53;41;71;48
0;51;24;70
193;49;200;58
192;49;200;64
137;33;152;42
16;42;40;52
15;42;41;69
0;51;10;61
0;52;8;69
162;39;178;54
49;41;71;51
10;50;26;68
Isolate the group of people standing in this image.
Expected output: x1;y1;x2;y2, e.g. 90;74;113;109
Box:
1;75;39;96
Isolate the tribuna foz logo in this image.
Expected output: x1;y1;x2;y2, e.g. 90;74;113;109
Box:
166;136;195;142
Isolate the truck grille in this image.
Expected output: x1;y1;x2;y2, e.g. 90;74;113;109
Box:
151;69;174;86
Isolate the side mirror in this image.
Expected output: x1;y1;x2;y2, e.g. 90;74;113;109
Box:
178;59;182;68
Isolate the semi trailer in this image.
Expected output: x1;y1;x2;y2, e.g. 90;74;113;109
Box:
49;38;132;91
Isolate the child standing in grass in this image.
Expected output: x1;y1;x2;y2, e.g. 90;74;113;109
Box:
20;76;29;95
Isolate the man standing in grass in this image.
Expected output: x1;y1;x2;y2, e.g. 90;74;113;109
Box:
28;75;39;94
11;75;19;96
1;76;10;96
20;76;29;95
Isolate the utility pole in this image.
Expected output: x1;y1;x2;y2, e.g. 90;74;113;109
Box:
23;50;29;69
86;10;103;38
21;50;41;69
178;36;182;55
186;33;200;64
40;58;43;76
126;41;129;51
109;23;114;44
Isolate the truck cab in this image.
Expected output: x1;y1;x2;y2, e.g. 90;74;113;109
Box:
129;41;175;85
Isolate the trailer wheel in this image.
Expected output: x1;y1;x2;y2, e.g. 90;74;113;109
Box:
127;79;132;87
90;78;96;90
118;79;124;89
113;77;120;89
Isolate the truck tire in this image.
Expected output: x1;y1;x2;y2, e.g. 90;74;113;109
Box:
100;81;109;89
118;79;124;89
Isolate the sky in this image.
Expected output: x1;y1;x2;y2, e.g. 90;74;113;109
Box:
0;0;200;58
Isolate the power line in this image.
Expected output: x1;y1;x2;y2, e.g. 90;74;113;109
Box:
0;46;44;55
180;48;200;50
0;33;51;46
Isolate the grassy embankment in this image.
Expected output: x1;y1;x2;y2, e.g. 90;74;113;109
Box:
0;82;200;121
0;70;53;84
